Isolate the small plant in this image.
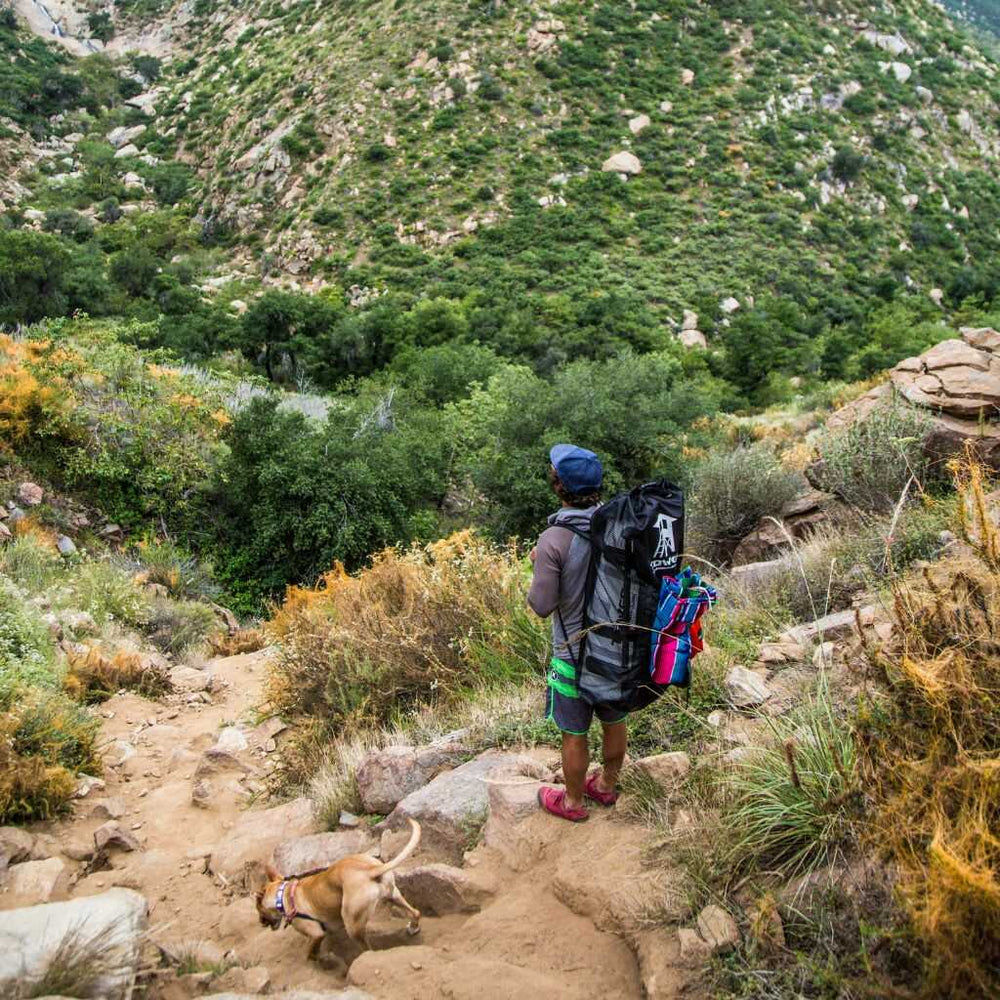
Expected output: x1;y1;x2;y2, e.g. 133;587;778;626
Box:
814;396;931;512
146;597;218;657
64;646;171;703
72;561;151;628
14;922;124;999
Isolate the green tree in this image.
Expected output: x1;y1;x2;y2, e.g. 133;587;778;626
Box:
0;230;70;324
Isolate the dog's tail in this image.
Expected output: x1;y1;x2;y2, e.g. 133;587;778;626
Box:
375;818;421;877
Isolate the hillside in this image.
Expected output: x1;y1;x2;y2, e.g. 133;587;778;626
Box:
4;0;1000;379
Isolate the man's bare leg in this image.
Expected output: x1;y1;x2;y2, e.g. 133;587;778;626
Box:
595;721;627;794
561;733;589;810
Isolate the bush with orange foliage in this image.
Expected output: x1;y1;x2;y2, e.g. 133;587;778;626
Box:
858;452;1000;999
264;530;545;732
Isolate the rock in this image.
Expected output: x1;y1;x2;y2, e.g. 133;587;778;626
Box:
720;296;740;314
0;889;147;1000
94;821;141;854
680;67;695;85
194;748;249;780
16;482;43;506
191;778;214;808
105;740;136;767
90;796;127;820
230;298;248;315
628;113;650;135
929;287;944;307
634;929;687;997
780;609;857;645
56;534;77;556
5;858;67;904
757;640;805;664
215;727;249;754
677;330;707;350
961;327;1000;354
356;735;468;814
659;100;673;113
271;829;375;876
125;89;163;115
339;810;361;829
725;666;772;708
681;309;699;331
915;85;934;104
481;778;547;871
697;904;740;953
0;523;10;543
861;30;910;56
74;774;105;798
114;143;140;159
601;151;642;176
0;827;35;871
251;716;288;744
891;339;1000;420
676;926;713;965
210;797;317;886
888;61;912;83
733;490;838;565
812;641;837;669
395;863;493;916
108;124;146;149
633;751;691;789
170;666;212;692
382;752;548;864
98;523;124;543
8;506;24;524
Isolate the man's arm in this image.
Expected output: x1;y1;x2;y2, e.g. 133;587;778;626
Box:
527;529;562;618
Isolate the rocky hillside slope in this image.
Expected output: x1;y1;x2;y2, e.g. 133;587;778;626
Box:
8;0;1000;329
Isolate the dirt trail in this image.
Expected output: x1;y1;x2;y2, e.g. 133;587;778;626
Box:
4;652;698;999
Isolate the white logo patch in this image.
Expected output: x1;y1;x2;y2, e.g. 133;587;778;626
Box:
650;512;678;573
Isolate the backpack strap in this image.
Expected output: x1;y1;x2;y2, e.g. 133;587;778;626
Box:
551;521;592;671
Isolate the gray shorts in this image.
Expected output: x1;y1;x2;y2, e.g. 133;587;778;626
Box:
544;657;627;735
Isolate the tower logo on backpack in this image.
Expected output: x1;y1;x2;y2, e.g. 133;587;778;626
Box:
650;512;679;577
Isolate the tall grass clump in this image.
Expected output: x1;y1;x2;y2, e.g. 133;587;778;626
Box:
70;560;151;627
814;396;932;511
721;684;860;879
690;445;801;564
857;456;1000;998
265;530;546;733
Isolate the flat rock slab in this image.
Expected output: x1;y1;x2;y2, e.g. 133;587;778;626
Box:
0;888;147;1000
781;609;857;645
210;797;317;887
382;752;550;865
4;857;68;905
271;829;375;877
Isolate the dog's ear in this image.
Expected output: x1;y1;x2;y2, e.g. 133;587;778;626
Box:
264;862;281;882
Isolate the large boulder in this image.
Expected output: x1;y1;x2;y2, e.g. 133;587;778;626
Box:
380;752;550;864
210;797;317;887
271;829;375;876
0;827;34;872
356;734;468;814
0;888;147;999
601;150;642;176
4;857;68;905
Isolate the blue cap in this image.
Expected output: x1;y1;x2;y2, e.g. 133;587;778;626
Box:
550;444;603;494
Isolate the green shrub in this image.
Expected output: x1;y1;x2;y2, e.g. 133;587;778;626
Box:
0;580;57;690
134;539;218;600
814;396;932;512
0;535;62;593
690;446;802;565
146;597;218;657
71;561;151;628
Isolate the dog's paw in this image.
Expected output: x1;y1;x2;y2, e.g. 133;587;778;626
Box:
406;922;421;937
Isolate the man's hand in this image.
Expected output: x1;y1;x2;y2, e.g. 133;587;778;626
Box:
529;546;537;564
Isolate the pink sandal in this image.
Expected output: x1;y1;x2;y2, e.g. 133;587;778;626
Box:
537;786;589;823
584;772;619;807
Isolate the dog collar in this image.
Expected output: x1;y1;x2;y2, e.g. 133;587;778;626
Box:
275;878;327;931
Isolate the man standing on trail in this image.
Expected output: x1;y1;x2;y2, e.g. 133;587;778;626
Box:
528;444;626;822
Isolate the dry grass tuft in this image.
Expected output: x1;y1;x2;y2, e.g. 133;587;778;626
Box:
0;729;76;824
209;627;267;657
858;454;1000;998
64;646;172;703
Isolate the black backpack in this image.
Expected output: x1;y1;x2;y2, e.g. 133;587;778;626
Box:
561;480;685;712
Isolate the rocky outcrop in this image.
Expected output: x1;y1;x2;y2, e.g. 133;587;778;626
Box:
0;889;148;999
271;829;375;877
821;329;1000;471
732;490;841;565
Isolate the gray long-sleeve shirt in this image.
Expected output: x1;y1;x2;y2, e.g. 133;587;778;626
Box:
527;505;597;664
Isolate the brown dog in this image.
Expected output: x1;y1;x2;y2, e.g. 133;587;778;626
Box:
255;818;422;962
